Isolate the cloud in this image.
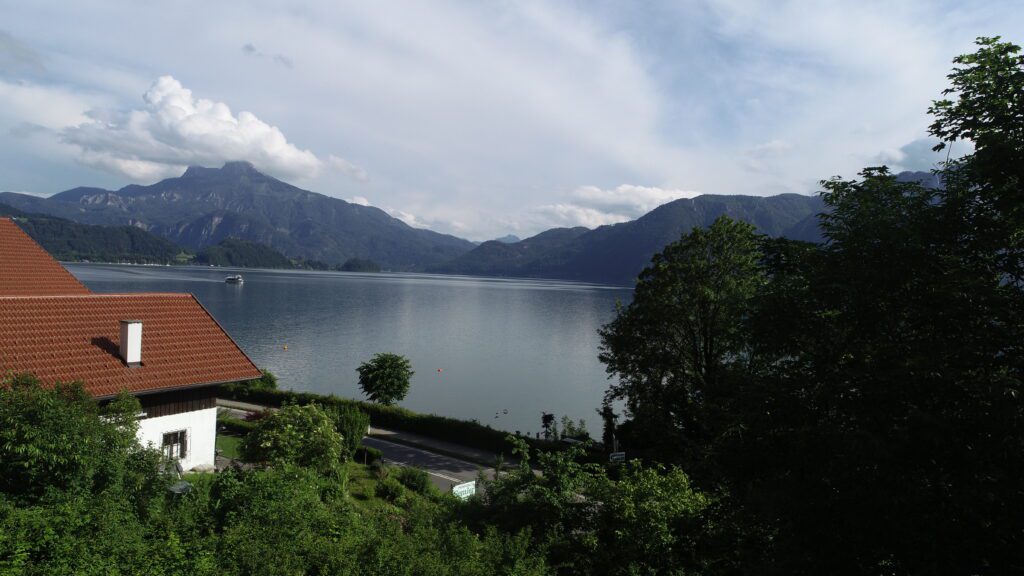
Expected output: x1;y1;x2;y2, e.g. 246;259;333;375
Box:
386;208;423;228
0;31;45;76
60;75;322;181
349;195;371;206
532;204;631;229
872;137;969;172
571;185;700;217
530;184;701;230
241;42;294;69
328;154;369;182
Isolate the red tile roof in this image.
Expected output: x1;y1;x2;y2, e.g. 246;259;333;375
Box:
0;216;261;397
0;218;90;296
0;293;261;398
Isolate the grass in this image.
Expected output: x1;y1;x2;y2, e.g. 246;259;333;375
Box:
216;434;243;459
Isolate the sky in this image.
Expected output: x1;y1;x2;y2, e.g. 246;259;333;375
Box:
0;1;1019;240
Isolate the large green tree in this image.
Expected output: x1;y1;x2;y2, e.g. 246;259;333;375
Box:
597;36;1024;575
733;39;1024;574
598;215;764;469
356;352;414;406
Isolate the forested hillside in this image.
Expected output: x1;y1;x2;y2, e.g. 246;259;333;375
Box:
0;206;186;264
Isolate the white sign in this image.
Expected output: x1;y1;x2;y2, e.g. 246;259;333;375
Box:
452;480;476;500
609;451;626;463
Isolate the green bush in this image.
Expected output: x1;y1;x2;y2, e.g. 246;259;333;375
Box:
217;415;257;435
240;404;343;474
393;466;432;496
219;386;571;460
354;445;383;465
243;369;278;391
375;476;405;502
328;404;370;461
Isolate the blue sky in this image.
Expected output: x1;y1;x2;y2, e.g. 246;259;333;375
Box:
0;1;1019;239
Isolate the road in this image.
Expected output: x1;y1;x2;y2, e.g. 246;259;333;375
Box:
361;436;493;492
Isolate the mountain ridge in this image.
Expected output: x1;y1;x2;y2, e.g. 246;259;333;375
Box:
431;193;826;285
1;162;474;270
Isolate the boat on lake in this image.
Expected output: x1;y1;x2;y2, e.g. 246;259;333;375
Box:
225;275;244;284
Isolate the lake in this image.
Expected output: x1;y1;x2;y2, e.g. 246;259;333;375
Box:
67;264;632;436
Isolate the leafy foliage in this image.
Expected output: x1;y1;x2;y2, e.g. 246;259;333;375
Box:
241;368;278;391
240;403;344;475
599;37;1024;574
599;216;763;470
470;437;716;575
0;374;164;505
357;352;414;406
328;404;370;461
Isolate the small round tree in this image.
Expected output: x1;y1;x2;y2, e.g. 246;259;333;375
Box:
356;353;414;406
240;403;343;474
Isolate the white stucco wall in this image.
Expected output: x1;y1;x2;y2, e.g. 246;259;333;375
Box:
136;407;217;470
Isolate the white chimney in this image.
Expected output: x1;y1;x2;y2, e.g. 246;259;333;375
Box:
119;320;143;366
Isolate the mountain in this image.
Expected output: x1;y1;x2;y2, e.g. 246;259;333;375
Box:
432;194;826;285
431;227;589;276
493;234;521;244
0;162;475;270
195;238;293;268
0;204;186;264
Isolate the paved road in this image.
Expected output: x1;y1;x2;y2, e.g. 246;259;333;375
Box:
362;436;493;492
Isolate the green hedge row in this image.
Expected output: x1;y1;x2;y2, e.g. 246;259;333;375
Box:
217;414;257;435
219;385;565;458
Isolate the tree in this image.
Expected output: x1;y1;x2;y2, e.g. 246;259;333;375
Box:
598;216;764;469
356;353;414;406
240;403;344;475
721;39;1024;574
0;373;164;504
327;404;370;462
243;369;278;391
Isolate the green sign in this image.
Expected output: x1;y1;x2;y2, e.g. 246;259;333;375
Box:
452;480;476;500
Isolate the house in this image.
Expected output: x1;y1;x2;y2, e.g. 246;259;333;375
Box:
0;217;261;470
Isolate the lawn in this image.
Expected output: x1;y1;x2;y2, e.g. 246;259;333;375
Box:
216;434;243;459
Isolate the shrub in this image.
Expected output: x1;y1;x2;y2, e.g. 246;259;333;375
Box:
218;387;574;461
354;445;383;465
393;466;432;496
375;476;405;502
244;369;278;391
240;404;343;475
217;415;257;435
328;404;369;462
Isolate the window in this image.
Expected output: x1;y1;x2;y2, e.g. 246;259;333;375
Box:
162;430;187;459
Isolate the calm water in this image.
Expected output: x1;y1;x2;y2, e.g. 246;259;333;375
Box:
67;264;631;436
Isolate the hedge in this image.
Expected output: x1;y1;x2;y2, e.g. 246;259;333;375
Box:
217;415;257;435
219;385;568;459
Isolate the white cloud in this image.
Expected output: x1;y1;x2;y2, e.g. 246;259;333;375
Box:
60;75;322;182
328;154;369;183
1;2;1023;237
349;195;371;206
532;203;631;229
0;79;92;130
385;207;423;228
571;185;700;217
529;184;701;230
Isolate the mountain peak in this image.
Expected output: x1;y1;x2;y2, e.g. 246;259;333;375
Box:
221;160;260;174
182;161;264;179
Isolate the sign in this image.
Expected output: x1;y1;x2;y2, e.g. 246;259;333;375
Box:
452;480;476;500
609;451;626;463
